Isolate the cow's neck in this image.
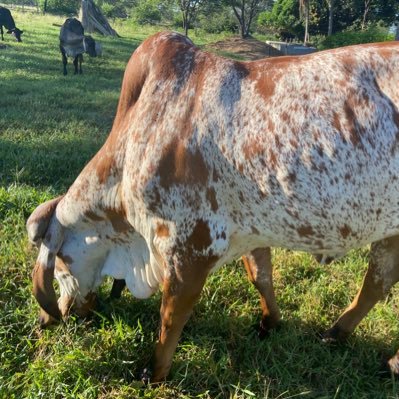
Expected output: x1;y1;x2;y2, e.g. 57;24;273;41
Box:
60;130;128;228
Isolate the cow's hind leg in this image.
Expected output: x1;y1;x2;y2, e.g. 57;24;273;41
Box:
78;54;83;74
242;247;280;338
323;235;399;342
60;45;67;75
1;25;4;41
110;279;126;299
148;256;211;383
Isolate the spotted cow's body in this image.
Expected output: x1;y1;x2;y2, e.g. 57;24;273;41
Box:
28;32;399;381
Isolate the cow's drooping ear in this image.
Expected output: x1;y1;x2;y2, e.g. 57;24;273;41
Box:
32;216;64;321
26;196;64;247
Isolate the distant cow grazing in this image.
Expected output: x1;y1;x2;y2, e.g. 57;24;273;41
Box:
27;32;399;381
0;7;23;42
59;18;100;75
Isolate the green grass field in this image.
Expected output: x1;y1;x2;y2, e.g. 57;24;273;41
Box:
1;10;399;399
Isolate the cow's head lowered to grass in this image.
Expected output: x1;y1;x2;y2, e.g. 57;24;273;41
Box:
28;31;399;382
27;195;163;326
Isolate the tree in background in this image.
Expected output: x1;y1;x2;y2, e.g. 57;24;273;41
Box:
80;0;119;35
326;0;334;35
257;0;302;40
197;2;237;33
299;0;309;42
224;0;272;38
178;0;205;36
261;0;398;40
133;0;162;24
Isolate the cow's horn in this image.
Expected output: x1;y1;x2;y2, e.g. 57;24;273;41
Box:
26;196;64;246
32;217;64;320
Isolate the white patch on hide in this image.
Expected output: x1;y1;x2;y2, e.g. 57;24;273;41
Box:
101;233;163;299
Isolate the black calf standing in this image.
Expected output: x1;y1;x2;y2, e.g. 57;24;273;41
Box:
59;18;99;75
0;7;23;42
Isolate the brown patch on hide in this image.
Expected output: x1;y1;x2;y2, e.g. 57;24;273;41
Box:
186;220;213;252
58;252;74;265
104;208;131;233
255;75;275;99
158;140;209;189
339;224;352;239
85;210;104;221
242;140;264;160
333;112;343;133
95;152;116;185
156;223;170;238
206;187;219;212
297;225;314;237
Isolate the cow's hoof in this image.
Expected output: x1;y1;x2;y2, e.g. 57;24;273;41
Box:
63;71;67;76
387;351;399;376
257;316;280;340
38;309;58;329
321;325;349;343
140;368;152;385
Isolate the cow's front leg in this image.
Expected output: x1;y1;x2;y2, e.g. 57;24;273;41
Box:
323;235;399;342
1;25;4;41
149;257;211;382
60;45;67;75
242;247;280;338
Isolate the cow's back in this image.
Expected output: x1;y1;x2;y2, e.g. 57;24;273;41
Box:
61;32;399;263
60;18;84;45
118;35;399;259
0;6;15;28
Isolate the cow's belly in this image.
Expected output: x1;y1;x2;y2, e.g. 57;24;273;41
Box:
243;177;399;256
63;43;84;58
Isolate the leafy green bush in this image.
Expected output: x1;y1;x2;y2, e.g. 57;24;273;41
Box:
318;25;393;50
97;0;135;18
132;0;162;24
197;10;237;34
257;0;303;39
39;0;80;14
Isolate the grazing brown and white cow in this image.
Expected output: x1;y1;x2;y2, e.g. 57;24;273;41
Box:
27;32;399;382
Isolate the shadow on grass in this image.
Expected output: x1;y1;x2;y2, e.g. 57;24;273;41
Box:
84;287;399;398
0;136;102;189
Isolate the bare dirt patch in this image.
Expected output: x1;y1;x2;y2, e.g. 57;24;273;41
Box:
204;36;282;61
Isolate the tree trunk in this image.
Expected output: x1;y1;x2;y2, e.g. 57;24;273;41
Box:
327;0;334;36
43;0;48;14
361;0;370;30
182;8;189;36
80;0;119;36
395;24;399;41
304;0;309;44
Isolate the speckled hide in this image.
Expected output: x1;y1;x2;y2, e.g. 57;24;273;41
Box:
28;32;399;380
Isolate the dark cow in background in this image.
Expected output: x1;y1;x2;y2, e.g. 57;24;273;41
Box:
0;6;23;42
59;18;101;75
